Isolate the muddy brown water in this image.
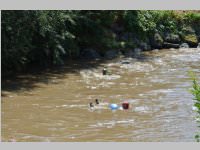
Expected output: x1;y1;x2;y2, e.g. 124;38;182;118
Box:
1;48;200;142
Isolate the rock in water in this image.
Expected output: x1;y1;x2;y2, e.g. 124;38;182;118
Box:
150;32;164;49
163;42;180;48
164;33;181;44
197;43;200;49
140;42;151;51
180;43;189;48
181;27;198;47
183;34;198;47
134;48;142;57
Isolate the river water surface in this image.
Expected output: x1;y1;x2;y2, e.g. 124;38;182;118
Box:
2;48;200;142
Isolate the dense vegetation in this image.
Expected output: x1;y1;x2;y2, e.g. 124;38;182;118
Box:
2;10;200;76
190;72;200;142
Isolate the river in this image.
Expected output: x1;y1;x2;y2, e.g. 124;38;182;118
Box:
1;48;200;142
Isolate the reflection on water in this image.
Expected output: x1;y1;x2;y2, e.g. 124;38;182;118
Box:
2;48;200;142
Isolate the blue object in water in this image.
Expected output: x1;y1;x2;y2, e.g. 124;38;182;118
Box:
109;104;118;110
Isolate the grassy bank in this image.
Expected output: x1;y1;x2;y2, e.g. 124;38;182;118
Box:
2;10;200;77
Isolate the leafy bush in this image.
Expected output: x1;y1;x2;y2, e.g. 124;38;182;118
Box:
184;12;200;39
2;10;78;75
152;11;184;34
184;12;200;24
189;72;200;142
124;11;156;36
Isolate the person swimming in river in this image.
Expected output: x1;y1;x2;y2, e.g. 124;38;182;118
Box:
102;68;107;75
89;99;100;109
89;102;94;108
102;68;112;75
89;98;130;111
95;99;100;104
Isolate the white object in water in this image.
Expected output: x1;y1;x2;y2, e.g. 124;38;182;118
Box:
119;106;123;110
109;104;119;110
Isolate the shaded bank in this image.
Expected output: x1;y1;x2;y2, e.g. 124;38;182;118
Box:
2;52;152;94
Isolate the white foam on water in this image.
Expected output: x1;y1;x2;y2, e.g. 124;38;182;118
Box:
55;104;87;109
152;58;167;66
149;78;168;83
171;54;200;62
41;105;54;109
86;81;116;89
89;119;135;128
133;106;151;113
152;49;159;52
80;69;121;82
19;134;51;142
120;62;155;72
91;86;97;89
147;89;175;95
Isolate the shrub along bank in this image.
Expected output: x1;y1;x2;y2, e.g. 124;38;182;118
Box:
189;72;200;142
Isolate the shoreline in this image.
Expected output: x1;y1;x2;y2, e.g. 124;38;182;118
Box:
2;46;200;79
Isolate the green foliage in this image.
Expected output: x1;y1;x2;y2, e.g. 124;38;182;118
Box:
2;11;35;72
189;72;200;107
2;10;200;76
2;10;121;76
124;11;156;36
2;10;78;75
123;10;188;39
153;11;183;34
184;12;200;24
184;12;200;37
189;71;200;142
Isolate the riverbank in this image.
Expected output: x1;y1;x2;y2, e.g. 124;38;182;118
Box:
2;11;200;77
